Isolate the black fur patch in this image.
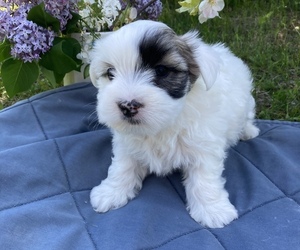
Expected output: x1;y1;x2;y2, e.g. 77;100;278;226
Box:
139;29;172;68
155;67;189;99
139;29;191;99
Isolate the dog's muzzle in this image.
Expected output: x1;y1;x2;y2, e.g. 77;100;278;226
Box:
117;100;144;119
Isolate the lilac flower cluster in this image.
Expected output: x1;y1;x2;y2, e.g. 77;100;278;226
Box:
0;0;78;63
120;0;163;20
1;0;79;30
0;0;37;6
0;5;55;62
0;11;10;41
134;0;163;20
44;0;79;30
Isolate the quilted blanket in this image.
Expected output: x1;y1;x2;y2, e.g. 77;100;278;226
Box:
1;82;300;250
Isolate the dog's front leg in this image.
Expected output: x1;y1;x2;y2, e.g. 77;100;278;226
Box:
183;154;238;228
90;156;147;213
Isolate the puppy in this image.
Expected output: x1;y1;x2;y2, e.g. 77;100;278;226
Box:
89;20;259;228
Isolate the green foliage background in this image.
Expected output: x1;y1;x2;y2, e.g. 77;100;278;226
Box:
160;0;300;121
1;0;300;121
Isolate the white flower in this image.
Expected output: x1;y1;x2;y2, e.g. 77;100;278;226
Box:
100;0;121;27
129;7;137;20
79;8;91;18
85;0;95;4
76;32;94;64
198;0;225;23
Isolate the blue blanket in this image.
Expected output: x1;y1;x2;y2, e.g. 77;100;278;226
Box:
1;82;300;249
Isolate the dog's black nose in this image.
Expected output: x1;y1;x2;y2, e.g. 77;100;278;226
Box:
118;100;143;118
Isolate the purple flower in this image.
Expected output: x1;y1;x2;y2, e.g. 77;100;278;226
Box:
2;5;55;62
1;0;32;5
135;0;163;20
1;0;79;31
0;11;10;40
120;0;163;21
0;1;80;62
10;23;55;62
44;0;79;30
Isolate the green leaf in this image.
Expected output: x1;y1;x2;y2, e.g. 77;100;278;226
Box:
83;64;90;79
53;72;66;84
27;2;60;32
39;37;82;77
64;12;81;34
41;67;56;87
41;66;65;87
60;37;82;66
259;11;274;25
1;59;39;97
0;40;12;62
177;0;200;15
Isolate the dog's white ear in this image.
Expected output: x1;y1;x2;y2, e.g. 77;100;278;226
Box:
181;32;220;90
89;62;99;88
89;50;101;88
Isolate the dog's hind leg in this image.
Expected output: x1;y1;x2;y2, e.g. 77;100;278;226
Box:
241;121;260;141
240;96;260;141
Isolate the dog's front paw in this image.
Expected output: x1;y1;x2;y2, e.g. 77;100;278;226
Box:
90;181;136;213
188;199;238;228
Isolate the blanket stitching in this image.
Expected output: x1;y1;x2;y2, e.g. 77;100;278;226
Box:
0;83;93;112
28;83;94;103
238;195;286;218
0;188;93;213
206;229;227;250
256;120;300;127
232;148;300;209
141;228;205;250
232;147;287;195
0;191;68;213
0;99;30;112
255;125;282;137
29;100;48;140
164;178;227;250
289;189;300;206
166;176;185;204
53;139;98;250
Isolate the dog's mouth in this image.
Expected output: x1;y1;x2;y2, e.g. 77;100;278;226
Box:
123;117;142;125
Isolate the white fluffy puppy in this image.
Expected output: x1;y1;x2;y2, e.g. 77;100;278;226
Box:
89;20;259;228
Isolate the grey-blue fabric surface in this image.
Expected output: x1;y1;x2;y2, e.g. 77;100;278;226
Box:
1;82;300;250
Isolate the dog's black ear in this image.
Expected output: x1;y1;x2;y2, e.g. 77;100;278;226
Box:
179;31;220;90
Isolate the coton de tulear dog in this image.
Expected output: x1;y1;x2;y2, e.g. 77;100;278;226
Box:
89;20;259;228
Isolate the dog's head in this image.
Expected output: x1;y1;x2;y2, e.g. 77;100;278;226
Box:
90;20;220;135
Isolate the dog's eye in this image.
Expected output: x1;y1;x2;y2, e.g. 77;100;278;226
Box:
106;68;115;81
155;65;170;78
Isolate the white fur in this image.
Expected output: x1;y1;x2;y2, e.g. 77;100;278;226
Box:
89;20;259;228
